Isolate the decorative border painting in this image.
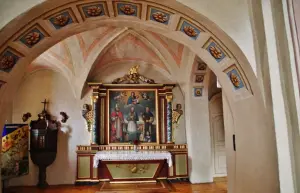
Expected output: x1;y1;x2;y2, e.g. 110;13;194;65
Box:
107;89;159;144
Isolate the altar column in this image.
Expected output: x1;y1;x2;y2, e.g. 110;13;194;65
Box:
166;94;173;143
91;85;100;145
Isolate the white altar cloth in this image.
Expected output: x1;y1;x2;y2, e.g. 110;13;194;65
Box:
93;150;173;168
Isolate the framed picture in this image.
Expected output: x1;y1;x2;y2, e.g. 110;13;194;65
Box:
107;89;159;144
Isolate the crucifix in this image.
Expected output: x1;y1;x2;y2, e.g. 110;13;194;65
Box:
41;99;49;112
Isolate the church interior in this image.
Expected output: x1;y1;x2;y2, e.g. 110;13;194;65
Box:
0;0;300;193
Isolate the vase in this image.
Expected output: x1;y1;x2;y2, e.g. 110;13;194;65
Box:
133;145;138;152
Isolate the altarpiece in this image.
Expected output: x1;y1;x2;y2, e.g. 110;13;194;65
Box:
76;65;188;183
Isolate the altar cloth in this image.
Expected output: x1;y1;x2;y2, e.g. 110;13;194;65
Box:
93;150;173;168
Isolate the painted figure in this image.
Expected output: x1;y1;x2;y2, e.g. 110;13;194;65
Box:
142;107;154;134
127;106;139;141
127;92;139;105
111;105;124;142
144;131;151;142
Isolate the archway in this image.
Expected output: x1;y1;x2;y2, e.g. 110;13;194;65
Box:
0;1;279;193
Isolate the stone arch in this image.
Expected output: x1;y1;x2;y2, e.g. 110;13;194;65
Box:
0;1;279;193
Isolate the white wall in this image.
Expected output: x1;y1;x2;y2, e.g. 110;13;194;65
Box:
10;70;90;186
185;87;212;183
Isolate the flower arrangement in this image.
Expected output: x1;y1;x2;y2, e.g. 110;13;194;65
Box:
130;139;140;152
133;139;140;145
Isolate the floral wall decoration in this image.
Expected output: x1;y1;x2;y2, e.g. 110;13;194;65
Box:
114;2;141;18
195;74;205;83
79;3;108;19
148;7;172;25
193;87;203;97
49;11;74;29
0;48;21;73
225;66;245;90
177;18;201;40
19;28;45;48
204;39;227;63
197;62;207;71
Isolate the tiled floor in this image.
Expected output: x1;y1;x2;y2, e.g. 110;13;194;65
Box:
8;179;227;193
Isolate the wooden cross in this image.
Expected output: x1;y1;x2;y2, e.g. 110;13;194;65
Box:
41;99;49;112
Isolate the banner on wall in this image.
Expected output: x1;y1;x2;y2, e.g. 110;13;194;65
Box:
1;124;29;180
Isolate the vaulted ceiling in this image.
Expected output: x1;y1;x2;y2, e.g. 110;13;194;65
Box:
26;26;198;83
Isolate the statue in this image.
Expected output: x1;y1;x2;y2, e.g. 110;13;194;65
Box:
26;99;69;188
128;65;139;75
22;112;32;122
82;104;93;132
172;104;184;142
112;65;155;84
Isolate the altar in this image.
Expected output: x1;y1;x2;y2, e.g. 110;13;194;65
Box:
93;150;172;182
76;66;188;184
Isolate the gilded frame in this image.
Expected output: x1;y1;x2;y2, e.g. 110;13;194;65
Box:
107;88;159;145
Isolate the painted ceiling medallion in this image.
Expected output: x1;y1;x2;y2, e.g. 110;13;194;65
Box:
229;72;240;88
183;26;198;37
120;5;136;15
0;55;15;71
226;68;245;90
195;74;204;83
197;62;207;71
152;12;168;23
25;32;41;46
53;14;70;26
87;5;102;16
209;46;222;59
194;87;203;97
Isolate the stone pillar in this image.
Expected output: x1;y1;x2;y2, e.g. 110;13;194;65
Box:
166;95;173;143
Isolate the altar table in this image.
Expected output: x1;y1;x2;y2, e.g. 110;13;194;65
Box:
75;144;188;184
93;150;173;168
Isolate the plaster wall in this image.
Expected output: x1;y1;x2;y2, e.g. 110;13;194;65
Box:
10;70;91;186
0;0;256;76
185;86;213;183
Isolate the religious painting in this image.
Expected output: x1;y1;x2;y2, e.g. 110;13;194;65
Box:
1;124;29;180
108;89;158;144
